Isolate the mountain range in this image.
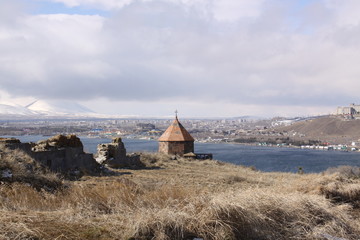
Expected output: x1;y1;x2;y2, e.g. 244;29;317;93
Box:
0;100;99;119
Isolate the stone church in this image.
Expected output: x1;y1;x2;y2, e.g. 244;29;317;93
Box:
158;114;194;156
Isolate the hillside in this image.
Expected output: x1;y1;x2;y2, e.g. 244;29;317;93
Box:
275;116;360;144
2;150;360;239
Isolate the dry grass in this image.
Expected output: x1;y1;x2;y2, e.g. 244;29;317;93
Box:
1;151;360;239
0;145;63;191
320;182;360;207
324;166;360;179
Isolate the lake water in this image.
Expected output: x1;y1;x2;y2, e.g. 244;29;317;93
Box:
4;135;360;173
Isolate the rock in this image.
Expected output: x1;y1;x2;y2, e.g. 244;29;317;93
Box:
112;137;122;144
95;154;108;165
95;139;127;168
95;138;144;169
1;169;12;178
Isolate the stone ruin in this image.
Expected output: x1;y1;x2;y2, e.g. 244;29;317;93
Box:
34;134;83;151
0;135;143;177
0;135;99;176
95;137;143;169
32;135;99;175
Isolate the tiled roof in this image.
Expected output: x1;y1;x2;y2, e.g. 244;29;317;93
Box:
158;117;194;142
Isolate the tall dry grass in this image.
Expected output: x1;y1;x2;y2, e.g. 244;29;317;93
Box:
1;177;359;239
1;149;360;239
324;165;360;179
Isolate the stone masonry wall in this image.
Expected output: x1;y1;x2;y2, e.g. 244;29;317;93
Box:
95;137;143;168
159;141;194;156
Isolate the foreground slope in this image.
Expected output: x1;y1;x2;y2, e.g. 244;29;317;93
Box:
1;151;360;239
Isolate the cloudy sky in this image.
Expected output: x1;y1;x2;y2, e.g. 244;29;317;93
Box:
1;0;360;118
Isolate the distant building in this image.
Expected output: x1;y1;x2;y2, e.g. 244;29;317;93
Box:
136;123;155;131
337;103;360;119
158;115;194;156
350;103;360;113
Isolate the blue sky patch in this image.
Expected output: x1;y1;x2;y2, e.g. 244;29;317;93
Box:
31;1;109;16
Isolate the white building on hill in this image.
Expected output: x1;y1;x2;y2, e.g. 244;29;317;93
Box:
337;104;360;119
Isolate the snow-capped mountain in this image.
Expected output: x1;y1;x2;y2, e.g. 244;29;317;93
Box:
0;100;99;119
0;104;36;116
26;100;95;116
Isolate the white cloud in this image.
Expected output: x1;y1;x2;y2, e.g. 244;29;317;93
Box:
47;0;266;21
0;12;106;88
1;0;360;117
325;0;360;26
212;0;265;21
0;90;36;107
82;98;335;118
49;0;133;9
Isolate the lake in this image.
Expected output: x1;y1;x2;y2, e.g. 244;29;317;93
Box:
4;135;360;173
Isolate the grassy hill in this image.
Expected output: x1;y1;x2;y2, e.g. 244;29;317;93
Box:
1;150;360;239
276;116;360;144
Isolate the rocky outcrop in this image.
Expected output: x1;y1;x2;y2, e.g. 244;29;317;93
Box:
95;137;144;169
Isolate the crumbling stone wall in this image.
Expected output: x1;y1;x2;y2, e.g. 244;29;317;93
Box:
33;134;83;151
0;135;146;175
95;137;143;168
0;138;33;153
0;135;100;175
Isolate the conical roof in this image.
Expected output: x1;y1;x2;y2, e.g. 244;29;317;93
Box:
158;116;194;142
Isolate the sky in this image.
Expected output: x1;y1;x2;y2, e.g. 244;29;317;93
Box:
1;0;360;118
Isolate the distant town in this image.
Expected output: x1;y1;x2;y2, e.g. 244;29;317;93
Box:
1;103;360;153
0;117;274;143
